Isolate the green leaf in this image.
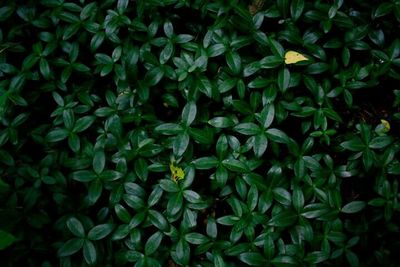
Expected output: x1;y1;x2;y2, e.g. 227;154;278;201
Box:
145;231;163;255
253;134;268;158
88;179;102;205
218;78;237;93
290;0;304;21
273;187;292;206
345;250;359;267
73;116;96;133
341;201;366;214
145;67;164;86
87;224;115;240
214;254;226;267
184;233;209;245
271;255;298;266
100;170;124;181
46;128;69;142
374;2;393;18
278;68;290;92
93;150;105;174
222;159;249;172
148;210;169;231
0;230;17;250
247;185;258;211
155;123;183;135
182;101;197;126
369;136;392;149
301;203;331;219
226;51;241;74
112;225;130;241
167;192;183;216
39;58;51;79
148;186;163;207
58;238;84;257
206;217;217;238
134;158;148;181
305;251;329;264
192;156;219;169
71;170;97;182
208;117;235;128
0;6;14;22
159;179;180;193
341;138;365;151
207;43;226;57
292;186;304;212
183;190;201;203
67;217;85;238
175;239;190;265
363;148;374;170
124;194;145;210
306;63;329;74
268;209;297;227
265;128;289;144
260;56;283;69
173;132;190;157
234;123;261;135
243;61;261;77
264;235;275;259
239;252;266;266
258;104;275;129
114;204;131;223
217;215;240;225
0;150;15;166
83;240;97;265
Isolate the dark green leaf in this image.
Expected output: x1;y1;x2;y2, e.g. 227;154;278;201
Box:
185;233;209;245
222;159;249;173
67;217;85;238
46;128;69;142
173;132;190;157
73;116;96;133
305;251;329;264
208;117;235;128
145;231;163;255
268;209;297;227
266;128;289;143
93;150;105;174
239;252;265;266
290;0;304;21
273;187;292;206
192;156;219;169
87;224;115;240
72;170;97;182
278;68;290;92
341;201;366;214
88;179;102;205
226;51;241;74
234;123;261;135
182;101;197;126
83;240;97;265
58;238;84;257
0;230;16;250
114;204;131;223
148;210;169;231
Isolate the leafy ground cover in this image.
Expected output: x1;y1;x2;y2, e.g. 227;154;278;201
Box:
1;0;400;266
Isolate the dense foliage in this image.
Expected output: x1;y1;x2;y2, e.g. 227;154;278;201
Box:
1;0;400;266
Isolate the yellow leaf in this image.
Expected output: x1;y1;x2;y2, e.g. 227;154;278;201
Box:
380;119;390;131
170;163;185;182
284;51;308;64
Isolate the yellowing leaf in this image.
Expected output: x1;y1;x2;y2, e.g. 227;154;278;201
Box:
170;163;185;182
284;51;308;64
381;119;390;131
